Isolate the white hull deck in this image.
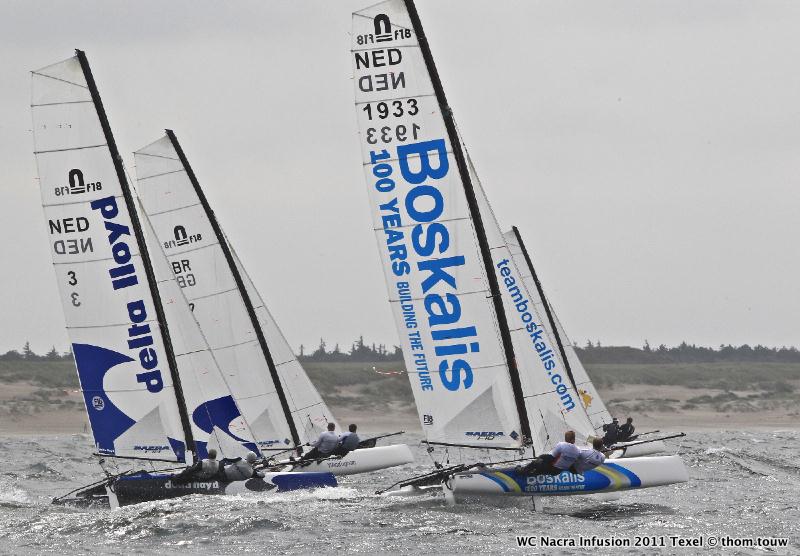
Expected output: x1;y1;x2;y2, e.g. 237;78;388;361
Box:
285;444;414;476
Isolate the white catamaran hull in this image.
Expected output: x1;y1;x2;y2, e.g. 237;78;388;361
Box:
611;440;667;458
289;444;414;476
449;455;688;498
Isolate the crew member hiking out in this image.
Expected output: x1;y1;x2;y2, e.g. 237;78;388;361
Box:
519;431;581;476
569;438;607;474
222;451;260;481
175;448;220;482
333;424;360;457
299;422;339;462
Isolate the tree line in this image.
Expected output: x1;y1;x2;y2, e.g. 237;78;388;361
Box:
576;340;800;364
3;338;800;364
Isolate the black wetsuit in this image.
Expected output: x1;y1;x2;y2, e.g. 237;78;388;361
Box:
618;422;635;442
603;422;619;446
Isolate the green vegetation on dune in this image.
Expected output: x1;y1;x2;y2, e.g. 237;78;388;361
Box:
0;360;77;389
1;346;798;419
587;363;800;392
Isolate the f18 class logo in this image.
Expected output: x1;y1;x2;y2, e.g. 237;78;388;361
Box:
374;14;392;42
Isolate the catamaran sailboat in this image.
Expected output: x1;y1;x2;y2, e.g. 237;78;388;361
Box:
133;130;414;476
32;51;336;507
351;0;688;504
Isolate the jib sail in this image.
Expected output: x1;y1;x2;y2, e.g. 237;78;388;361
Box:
503;228;613;432
466;147;597;452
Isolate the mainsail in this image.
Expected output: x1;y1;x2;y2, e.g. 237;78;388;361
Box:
352;0;528;450
32;51;260;463
32;52;193;462
134;132;336;451
503;228;613;431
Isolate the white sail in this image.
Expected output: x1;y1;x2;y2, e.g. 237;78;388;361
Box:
352;0;523;449
502;227;614;432
31;54;188;461
134;134;332;451
466;149;596;452
142;210;261;459
229;245;336;442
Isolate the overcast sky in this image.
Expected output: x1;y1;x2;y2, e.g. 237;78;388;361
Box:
1;0;799;354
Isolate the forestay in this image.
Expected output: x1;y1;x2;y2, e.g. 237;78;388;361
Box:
31;54;189;461
503;226;613;431
135;134;335;451
352;0;523;449
466;150;596;452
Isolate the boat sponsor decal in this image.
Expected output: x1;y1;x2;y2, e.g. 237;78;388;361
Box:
475;462;642;493
465;431;505;441
133;444;172;454
91;195;168;394
495;258;575;413
325;459;357;469
163;479;220;491
579;388;593;409
370;141;482;395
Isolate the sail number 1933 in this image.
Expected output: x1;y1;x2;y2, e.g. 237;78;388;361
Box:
366;123;420;145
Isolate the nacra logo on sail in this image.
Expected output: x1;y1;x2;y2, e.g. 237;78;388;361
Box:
370;139;479;393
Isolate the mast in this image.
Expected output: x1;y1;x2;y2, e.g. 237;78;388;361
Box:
510;226;579;396
403;1;532;443
75;50;196;460
164;129;301;448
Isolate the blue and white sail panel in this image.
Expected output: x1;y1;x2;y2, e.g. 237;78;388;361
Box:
230;247;337;444
353;0;523;448
135;136;296;452
466;152;595;452
32;56;187;461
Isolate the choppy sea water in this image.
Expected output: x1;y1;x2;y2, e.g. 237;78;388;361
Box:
0;431;797;555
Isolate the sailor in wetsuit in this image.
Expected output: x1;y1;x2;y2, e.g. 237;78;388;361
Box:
602;418;620;447
521;430;581;476
222;451;261;481
618;417;636;442
175;448;220;482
